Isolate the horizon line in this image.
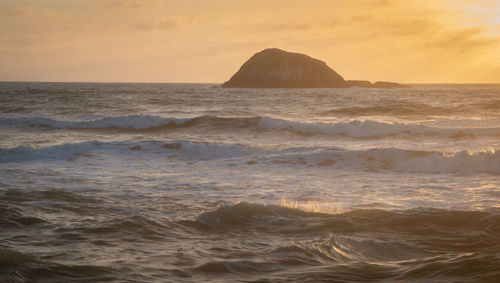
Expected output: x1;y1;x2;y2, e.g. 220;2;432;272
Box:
1;80;500;85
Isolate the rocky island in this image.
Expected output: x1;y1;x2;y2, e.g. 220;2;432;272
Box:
222;48;409;88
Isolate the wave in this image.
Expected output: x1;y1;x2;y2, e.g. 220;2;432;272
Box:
0;248;114;282
0;141;103;163
0;140;267;163
54;215;171;241
185;202;500;281
0;115;191;130
0;140;269;163
318;100;500;117
317;103;452;117
192;202;500;234
2;115;500;138
258;117;500;138
287;147;500;174
1;140;499;174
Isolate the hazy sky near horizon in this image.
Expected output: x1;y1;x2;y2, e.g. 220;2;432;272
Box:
1;0;500;83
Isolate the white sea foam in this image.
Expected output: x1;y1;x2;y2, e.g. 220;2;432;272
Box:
1;140;498;174
280;147;500;174
0;141;102;162
259;117;500;138
0;140;272;163
2;115;498;138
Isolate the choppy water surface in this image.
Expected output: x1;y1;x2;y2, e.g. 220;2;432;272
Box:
1;82;499;282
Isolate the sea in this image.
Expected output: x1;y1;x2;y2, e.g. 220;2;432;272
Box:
0;82;499;282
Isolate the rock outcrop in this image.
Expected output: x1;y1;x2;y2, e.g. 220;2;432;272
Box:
371;81;410;88
222;48;409;88
347;80;409;88
346;80;372;88
222;48;347;88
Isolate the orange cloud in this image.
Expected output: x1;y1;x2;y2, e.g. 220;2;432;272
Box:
0;0;499;83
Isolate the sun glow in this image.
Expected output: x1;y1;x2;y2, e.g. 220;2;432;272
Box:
0;0;499;83
280;197;343;215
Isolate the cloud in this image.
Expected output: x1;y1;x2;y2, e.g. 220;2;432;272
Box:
2;0;500;83
431;27;499;53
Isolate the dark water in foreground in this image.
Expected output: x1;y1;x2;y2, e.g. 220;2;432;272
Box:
0;82;499;282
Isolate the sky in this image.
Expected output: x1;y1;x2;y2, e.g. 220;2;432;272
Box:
1;0;500;83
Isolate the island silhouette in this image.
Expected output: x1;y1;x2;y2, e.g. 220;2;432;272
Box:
222;48;409;88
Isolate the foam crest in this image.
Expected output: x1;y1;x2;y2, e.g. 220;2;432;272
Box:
1;140;498;173
274;147;500;174
0;141;102;162
259;117;500;138
2;115;499;138
394;148;500;173
0;140;268;163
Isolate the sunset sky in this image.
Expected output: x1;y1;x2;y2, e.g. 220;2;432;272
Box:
1;0;500;83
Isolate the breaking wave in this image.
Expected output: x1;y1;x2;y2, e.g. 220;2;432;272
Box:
1;140;498;174
258;117;500;138
1;115;499;138
0;141;103;162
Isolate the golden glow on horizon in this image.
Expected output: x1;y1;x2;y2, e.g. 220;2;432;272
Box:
1;0;500;83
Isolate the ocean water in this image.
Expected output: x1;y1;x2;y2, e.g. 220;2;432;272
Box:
0;82;499;282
